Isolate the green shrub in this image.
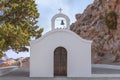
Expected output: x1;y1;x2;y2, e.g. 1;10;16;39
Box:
99;0;102;5
105;11;117;30
91;6;95;10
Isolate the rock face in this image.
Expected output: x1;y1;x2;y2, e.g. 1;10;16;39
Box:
70;0;120;64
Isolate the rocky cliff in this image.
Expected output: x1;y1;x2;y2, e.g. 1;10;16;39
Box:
70;0;120;64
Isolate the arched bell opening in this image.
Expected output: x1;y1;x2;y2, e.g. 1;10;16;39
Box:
51;13;70;30
55;17;67;29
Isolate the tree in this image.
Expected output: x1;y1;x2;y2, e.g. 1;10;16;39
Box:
0;0;43;58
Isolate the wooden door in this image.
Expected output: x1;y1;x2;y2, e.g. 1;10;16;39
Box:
54;47;67;76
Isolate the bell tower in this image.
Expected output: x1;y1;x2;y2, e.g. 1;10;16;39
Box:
51;8;70;30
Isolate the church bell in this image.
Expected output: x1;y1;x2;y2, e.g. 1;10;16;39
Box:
60;20;64;25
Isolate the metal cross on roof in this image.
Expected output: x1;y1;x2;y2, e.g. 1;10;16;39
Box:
58;8;63;13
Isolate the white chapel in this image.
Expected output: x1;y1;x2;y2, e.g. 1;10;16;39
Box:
30;9;92;77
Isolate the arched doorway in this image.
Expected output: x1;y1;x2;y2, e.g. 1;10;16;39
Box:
54;47;67;76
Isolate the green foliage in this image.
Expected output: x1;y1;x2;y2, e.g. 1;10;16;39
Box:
0;52;3;58
99;0;102;5
91;6;95;10
0;0;43;56
105;11;117;30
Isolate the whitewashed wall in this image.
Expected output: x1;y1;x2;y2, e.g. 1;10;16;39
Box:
30;29;92;77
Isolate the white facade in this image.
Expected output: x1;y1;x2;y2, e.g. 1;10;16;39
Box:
30;11;92;77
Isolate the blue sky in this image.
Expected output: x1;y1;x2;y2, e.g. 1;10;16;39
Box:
36;0;94;34
6;0;94;59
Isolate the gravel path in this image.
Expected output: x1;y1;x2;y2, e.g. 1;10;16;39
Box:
1;68;120;80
